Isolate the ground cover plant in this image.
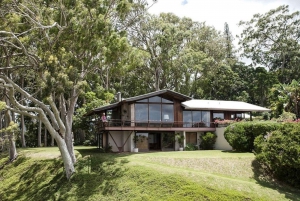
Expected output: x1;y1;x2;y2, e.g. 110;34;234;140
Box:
0;147;300;201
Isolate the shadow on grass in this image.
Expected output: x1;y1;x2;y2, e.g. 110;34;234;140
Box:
251;159;300;201
221;150;252;153
2;148;130;201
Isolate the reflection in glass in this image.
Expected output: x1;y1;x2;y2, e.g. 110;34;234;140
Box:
162;98;173;103
202;111;210;127
162;105;174;121
149;96;161;103
149;104;161;121
213;113;224;120
135;104;148;121
192;111;201;123
183;111;192;127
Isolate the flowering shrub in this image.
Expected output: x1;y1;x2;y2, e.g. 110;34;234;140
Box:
214;119;234;125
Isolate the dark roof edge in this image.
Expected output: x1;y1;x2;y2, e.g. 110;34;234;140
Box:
85;89;191;116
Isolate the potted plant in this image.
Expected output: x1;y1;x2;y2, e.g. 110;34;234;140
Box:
133;135;139;152
176;133;185;151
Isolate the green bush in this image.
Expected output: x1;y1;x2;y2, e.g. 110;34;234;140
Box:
254;123;300;187
184;143;197;151
224;121;280;152
200;132;217;150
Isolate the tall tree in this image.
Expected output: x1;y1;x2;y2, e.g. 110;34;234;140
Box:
0;0;149;179
238;5;300;83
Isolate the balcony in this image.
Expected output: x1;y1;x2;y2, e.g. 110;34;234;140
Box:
96;119;216;132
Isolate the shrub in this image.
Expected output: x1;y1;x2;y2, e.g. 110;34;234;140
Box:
254;123;300;187
200;132;217;150
184;143;197;151
224;121;280;152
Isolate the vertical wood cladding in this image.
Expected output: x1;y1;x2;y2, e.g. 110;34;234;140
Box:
174;100;183;124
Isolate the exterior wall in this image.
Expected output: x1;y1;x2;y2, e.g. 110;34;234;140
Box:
214;127;232;150
108;131;132;152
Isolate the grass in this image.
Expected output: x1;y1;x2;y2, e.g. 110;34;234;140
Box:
0;147;300;201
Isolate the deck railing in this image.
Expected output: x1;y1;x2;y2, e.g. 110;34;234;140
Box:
98;119;215;129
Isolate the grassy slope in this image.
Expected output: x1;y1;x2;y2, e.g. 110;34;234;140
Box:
0;147;299;201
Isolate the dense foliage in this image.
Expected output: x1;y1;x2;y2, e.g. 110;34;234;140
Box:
254;123;300;187
200;132;217;150
224;122;281;152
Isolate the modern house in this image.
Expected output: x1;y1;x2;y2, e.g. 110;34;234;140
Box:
86;90;271;152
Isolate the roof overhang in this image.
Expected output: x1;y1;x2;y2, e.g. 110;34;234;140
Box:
86;89;192;116
182;100;271;112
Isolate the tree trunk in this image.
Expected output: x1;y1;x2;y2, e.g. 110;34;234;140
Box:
56;136;75;180
20;114;26;147
9;134;17;161
38;119;42;147
20;76;26;147
44;126;47;147
5;110;17;161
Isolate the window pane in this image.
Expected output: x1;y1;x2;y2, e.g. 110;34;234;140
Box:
149;96;161;103
162;98;173;103
213;113;224;120
149;104;161;121
162;105;174;121
202;111;210;127
135;104;148;121
137;98;148;102
183;111;192;127
192;111;201;123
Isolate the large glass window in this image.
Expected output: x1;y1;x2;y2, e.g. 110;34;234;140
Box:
192;111;201;123
183;111;192;127
135;104;148;121
202;111;210;127
183;111;211;127
149;104;161;121
162;105;174;121
135;96;174;122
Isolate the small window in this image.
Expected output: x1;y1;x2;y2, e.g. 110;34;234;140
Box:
213;113;224;120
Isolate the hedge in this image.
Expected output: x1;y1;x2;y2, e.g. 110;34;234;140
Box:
224;121;281;152
254;123;300;187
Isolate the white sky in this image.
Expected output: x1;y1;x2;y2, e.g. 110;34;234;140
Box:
147;0;300;45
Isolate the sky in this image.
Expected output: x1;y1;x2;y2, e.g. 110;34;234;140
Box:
147;0;300;47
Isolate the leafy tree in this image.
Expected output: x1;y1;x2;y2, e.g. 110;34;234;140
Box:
0;0;149;179
269;80;300;118
238;5;300;83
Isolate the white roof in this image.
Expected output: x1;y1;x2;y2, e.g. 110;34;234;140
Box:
182;100;271;112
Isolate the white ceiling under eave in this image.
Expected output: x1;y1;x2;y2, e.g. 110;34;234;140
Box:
182;100;271;112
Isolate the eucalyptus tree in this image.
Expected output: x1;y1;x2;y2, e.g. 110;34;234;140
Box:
238;5;300;83
0;0;149;179
126;13;194;93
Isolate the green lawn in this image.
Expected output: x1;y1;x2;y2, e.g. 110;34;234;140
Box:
0;147;299;201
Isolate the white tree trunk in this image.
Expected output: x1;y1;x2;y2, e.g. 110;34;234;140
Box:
21;114;26;147
38;119;42;147
20;77;26;147
56;135;75;179
44;126;47;147
9;134;17;161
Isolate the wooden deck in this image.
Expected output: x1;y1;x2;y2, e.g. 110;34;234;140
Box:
98;119;216;132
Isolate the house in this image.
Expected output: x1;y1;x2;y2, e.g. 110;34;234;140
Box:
86;90;271;152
